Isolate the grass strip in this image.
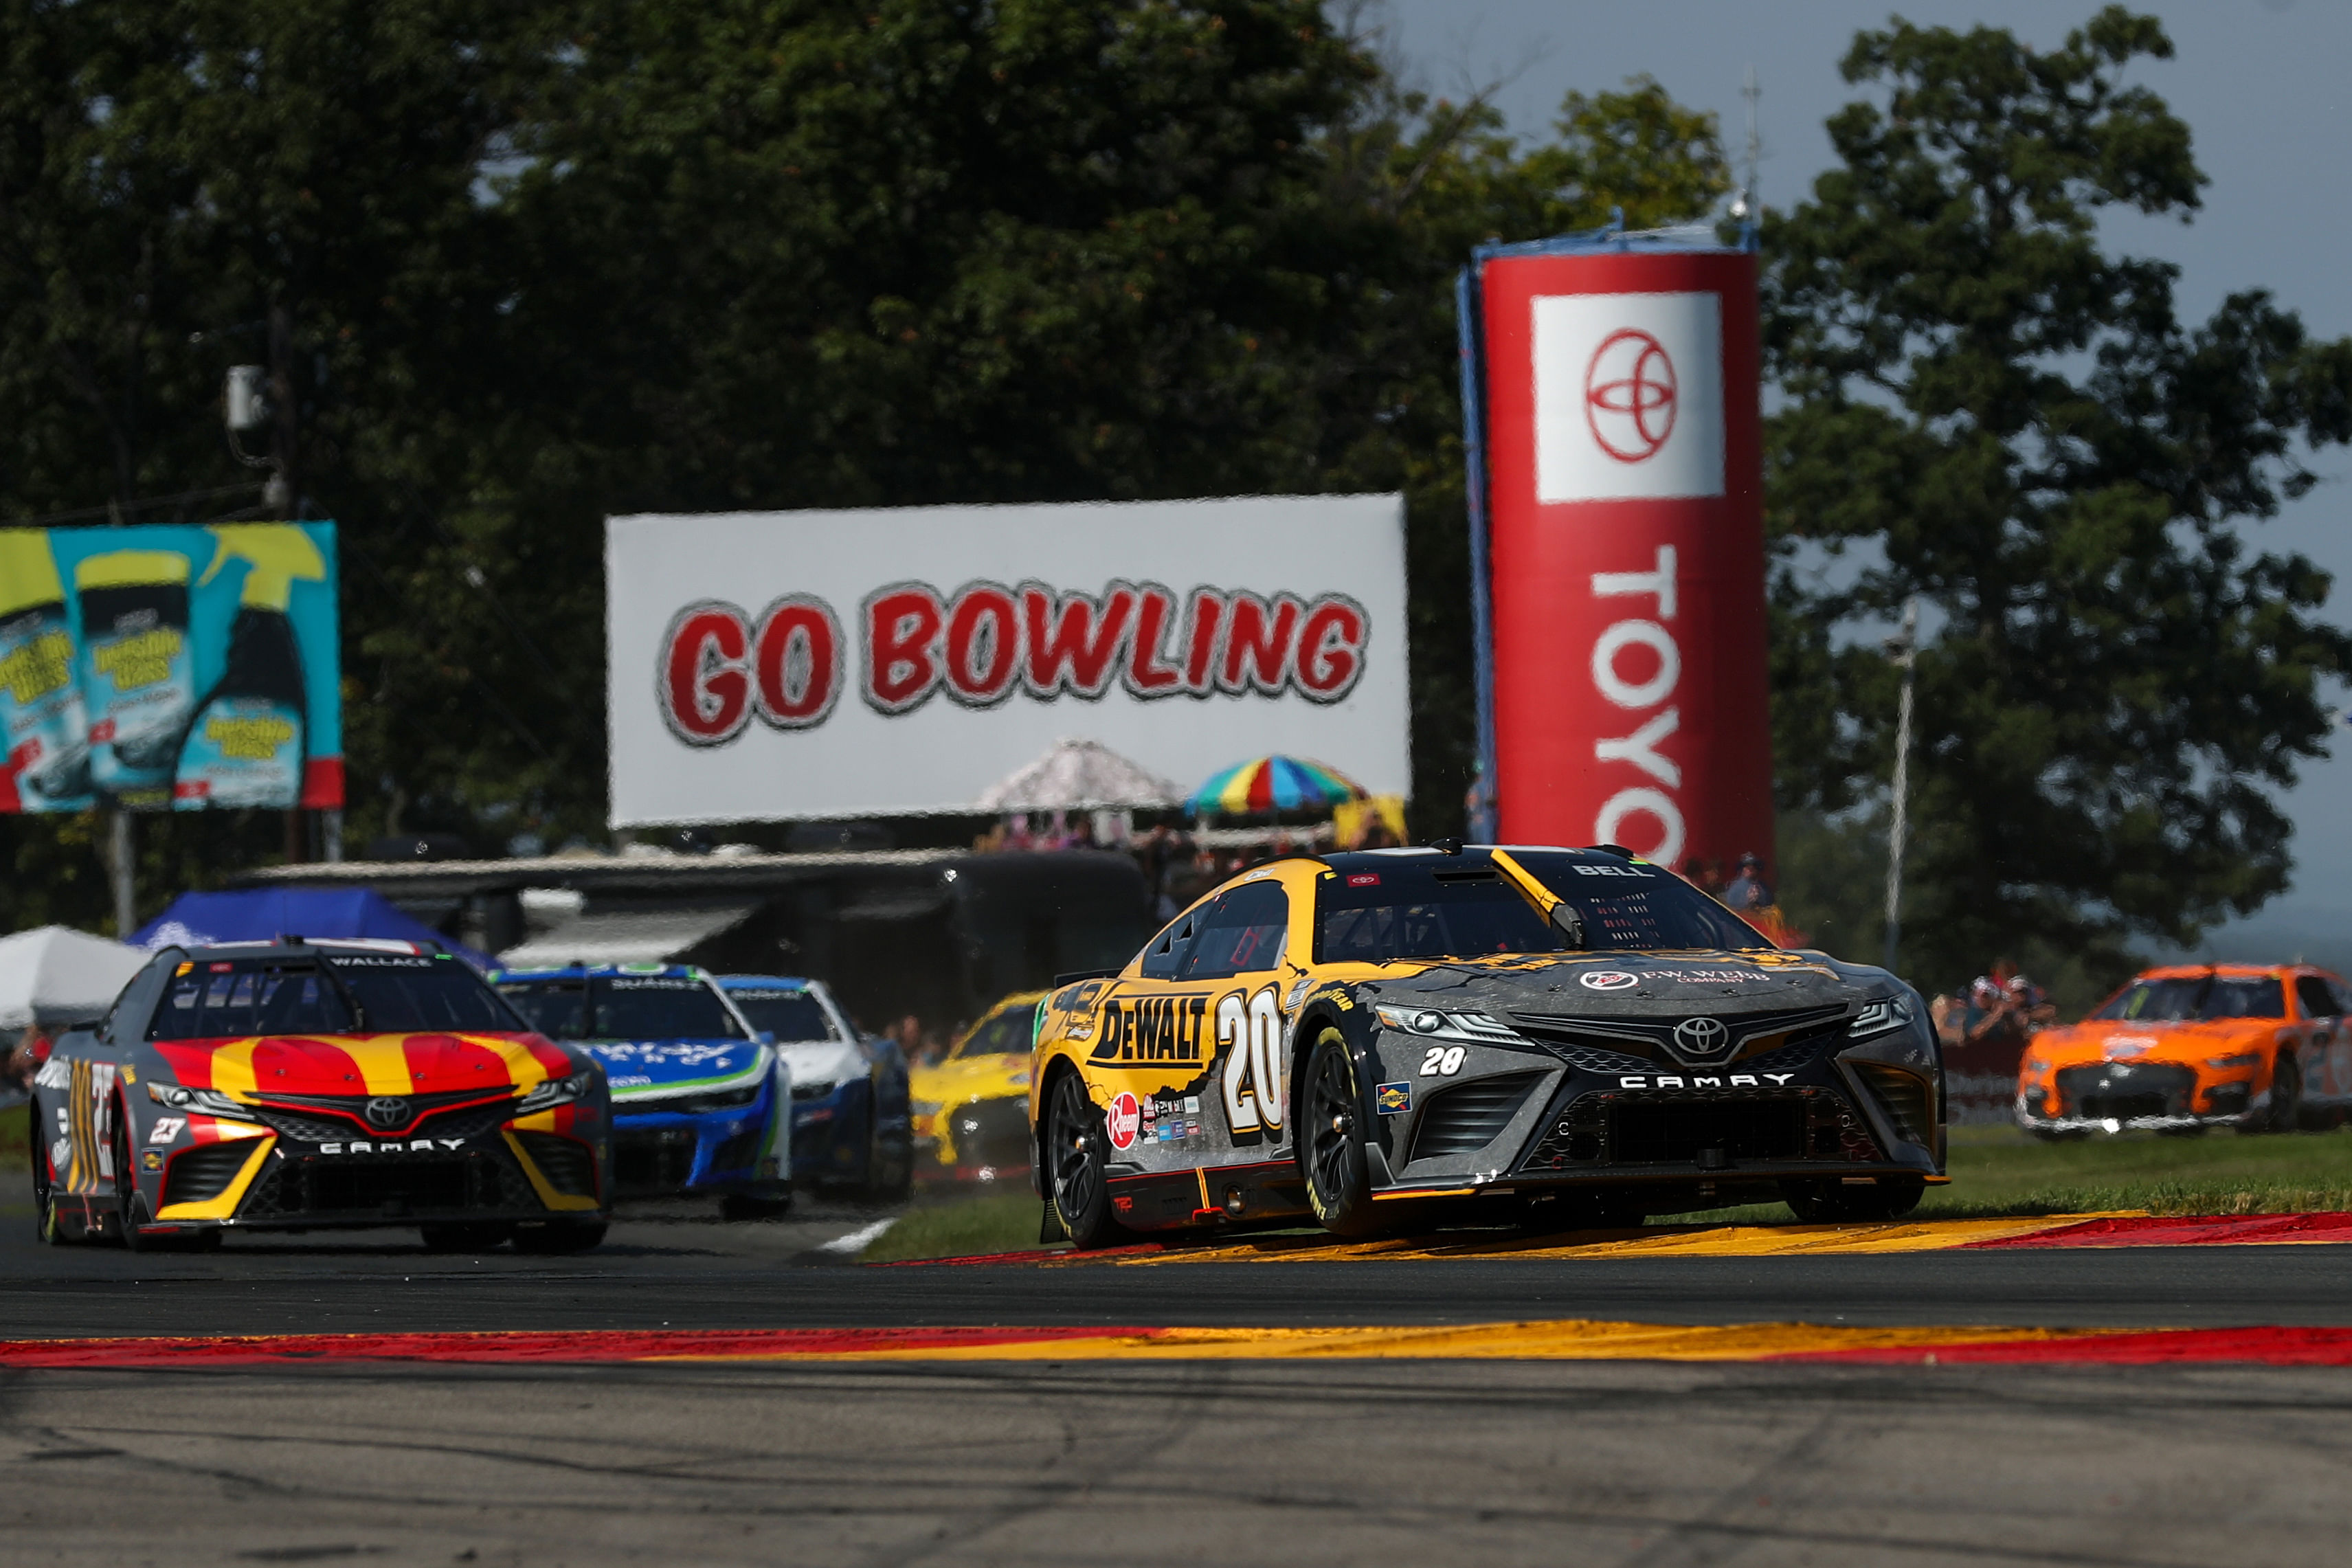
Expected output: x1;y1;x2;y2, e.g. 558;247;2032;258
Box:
860;1189;1048;1263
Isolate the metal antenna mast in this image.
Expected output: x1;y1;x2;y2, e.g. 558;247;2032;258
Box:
1731;65;1762;223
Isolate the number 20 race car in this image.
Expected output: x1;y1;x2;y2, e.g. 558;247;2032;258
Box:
30;938;611;1251
1031;844;1945;1245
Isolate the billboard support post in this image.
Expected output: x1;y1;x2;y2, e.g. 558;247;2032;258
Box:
110;809;134;940
1455;267;1499;843
1458;225;1773;880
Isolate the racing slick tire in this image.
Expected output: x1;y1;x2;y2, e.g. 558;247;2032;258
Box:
30;1114;67;1246
111;1099;150;1251
2243;1057;2302;1136
1301;1029;1385;1238
1780;1174;1925;1223
1044;1069;1125;1250
864;1108;913;1202
420;1222;516;1252
511;1219;608;1254
721;1192;795;1222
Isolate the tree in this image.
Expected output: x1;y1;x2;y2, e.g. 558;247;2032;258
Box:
0;0;1729;930
1762;7;2352;989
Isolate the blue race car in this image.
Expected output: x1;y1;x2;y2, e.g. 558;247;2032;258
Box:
717;976;913;1198
491;963;792;1218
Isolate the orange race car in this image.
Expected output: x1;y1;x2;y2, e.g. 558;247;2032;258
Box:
2015;964;2352;1137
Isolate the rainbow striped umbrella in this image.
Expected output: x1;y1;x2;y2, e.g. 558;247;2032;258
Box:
1189;755;1366;816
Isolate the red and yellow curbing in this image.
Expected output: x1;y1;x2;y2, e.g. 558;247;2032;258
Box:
6;1319;2352;1368
879;1210;2352;1269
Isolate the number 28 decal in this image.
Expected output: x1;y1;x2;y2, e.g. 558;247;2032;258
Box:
1218;985;1286;1136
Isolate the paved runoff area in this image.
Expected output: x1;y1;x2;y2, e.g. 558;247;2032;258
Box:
8;1200;2352;1563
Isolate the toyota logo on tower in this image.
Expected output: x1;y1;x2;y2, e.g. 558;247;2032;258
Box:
1584;328;1678;462
1468;238;1773;884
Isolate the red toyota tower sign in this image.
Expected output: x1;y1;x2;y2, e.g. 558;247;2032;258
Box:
1468;238;1771;874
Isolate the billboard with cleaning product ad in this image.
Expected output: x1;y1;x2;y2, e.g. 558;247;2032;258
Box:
0;522;341;814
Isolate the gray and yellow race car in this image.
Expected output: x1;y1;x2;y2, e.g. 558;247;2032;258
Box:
30;937;610;1251
1031;844;1944;1245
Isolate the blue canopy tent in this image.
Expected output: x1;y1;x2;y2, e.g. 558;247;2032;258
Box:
130;886;494;971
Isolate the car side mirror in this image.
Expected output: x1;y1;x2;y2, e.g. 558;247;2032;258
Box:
757;1030;777;1046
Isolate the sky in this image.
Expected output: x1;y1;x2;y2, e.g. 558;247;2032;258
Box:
1374;0;2352;965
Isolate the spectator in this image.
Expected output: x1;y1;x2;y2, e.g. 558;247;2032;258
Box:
4;1024;49;1090
1721;853;1771;911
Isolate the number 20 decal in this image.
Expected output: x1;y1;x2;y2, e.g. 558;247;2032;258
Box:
1218;985;1286;1135
1420;1045;1467;1077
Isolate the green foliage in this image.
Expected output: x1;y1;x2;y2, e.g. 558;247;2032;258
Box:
1762;8;2352;996
0;1;1728;931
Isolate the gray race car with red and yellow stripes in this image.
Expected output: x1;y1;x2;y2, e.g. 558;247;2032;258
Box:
30;937;609;1251
1030;844;1944;1245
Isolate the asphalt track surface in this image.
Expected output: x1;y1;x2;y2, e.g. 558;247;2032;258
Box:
6;1199;2352;1565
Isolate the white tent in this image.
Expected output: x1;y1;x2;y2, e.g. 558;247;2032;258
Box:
976;737;1182;811
0;926;148;1030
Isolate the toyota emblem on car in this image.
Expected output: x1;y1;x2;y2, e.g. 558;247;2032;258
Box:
363;1096;412;1130
1672;1017;1731;1060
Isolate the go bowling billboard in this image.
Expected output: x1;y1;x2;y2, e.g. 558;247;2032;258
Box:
1466;236;1771;871
605;496;1409;826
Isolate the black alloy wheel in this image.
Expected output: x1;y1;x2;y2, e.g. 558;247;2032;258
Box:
1300;1031;1381;1237
1046;1072;1120;1249
420;1222;516;1252
1780;1174;1925;1223
512;1219;608;1253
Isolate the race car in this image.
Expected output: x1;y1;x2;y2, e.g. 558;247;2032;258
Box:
911;992;1044;1184
492;963;792;1217
2015;963;2352;1136
1029;844;1945;1245
716;975;912;1196
29;937;609;1251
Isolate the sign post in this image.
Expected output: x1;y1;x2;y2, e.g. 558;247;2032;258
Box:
1459;231;1772;879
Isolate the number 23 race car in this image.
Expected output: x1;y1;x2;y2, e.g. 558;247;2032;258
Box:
1031;844;1945;1245
31;938;611;1251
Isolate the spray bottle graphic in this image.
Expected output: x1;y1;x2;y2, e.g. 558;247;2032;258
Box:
0;532;93;809
175;525;326;809
76;549;194;800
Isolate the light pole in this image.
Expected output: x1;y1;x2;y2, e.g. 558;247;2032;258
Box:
1883;596;1918;974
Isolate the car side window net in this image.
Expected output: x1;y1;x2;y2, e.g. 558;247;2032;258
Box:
148;963;355;1040
1177;883;1290;981
1139;912;1198;980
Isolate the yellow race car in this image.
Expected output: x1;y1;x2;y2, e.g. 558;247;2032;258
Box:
910;992;1044;1183
1029;844;1944;1246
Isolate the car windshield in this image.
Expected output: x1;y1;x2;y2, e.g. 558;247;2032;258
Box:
954;1004;1037;1059
1314;854;1771;964
2094;975;2285;1022
727;987;840;1042
495;975;748;1041
148;954;519;1040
